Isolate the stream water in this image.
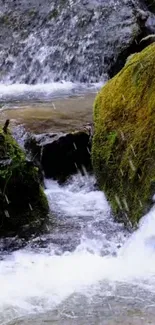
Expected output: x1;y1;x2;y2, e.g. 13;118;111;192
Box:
1;84;155;324
1;175;155;325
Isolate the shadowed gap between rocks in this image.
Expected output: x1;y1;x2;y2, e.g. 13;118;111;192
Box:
25;129;93;184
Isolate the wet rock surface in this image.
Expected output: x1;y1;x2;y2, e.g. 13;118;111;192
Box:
0;0;153;84
143;0;155;13
25;129;92;182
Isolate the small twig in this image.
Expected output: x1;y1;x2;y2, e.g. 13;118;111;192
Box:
3;119;10;134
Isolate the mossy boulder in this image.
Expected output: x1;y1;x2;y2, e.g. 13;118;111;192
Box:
92;43;155;226
0;127;49;237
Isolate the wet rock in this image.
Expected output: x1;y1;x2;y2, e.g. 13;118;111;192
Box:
107;14;151;78
0;0;153;83
92;43;155;226
143;0;155;13
0;126;49;238
25;129;92;182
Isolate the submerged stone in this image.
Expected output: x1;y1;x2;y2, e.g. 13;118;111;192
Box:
0;127;49;237
92;43;155;225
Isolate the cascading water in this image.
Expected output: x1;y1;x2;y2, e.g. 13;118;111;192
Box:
0;0;151;93
1;1;155;324
0;174;155;324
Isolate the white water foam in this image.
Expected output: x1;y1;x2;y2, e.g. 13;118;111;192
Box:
0;175;155;323
0;82;102;102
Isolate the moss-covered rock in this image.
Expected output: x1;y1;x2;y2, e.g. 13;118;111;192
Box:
0;127;49;237
92;43;155;225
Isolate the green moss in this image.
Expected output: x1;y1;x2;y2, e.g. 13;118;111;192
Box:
48;9;59;20
92;43;155;225
0;128;25;178
28;9;37;17
0;127;49;237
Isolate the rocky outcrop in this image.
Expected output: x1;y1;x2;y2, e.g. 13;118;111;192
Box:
92;43;155;226
25;130;92;182
0;0;153;84
0;126;49;237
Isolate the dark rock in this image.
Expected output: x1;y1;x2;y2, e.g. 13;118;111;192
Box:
108;22;152;78
25;130;92;182
142;0;155;13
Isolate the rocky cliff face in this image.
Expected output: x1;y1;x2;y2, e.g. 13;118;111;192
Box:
0;0;153;84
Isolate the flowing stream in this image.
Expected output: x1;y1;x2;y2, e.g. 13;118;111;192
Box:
0;174;155;325
0;0;155;322
1;84;155;324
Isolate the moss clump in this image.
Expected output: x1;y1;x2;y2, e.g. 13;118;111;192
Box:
0;127;49;237
48;9;59;20
92;43;155;225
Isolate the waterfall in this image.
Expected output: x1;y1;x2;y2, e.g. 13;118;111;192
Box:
0;0;148;88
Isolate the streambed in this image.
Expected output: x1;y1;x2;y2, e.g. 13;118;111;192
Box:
0;93;94;133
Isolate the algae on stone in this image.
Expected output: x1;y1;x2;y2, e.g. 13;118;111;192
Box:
0;127;49;237
92;43;155;225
